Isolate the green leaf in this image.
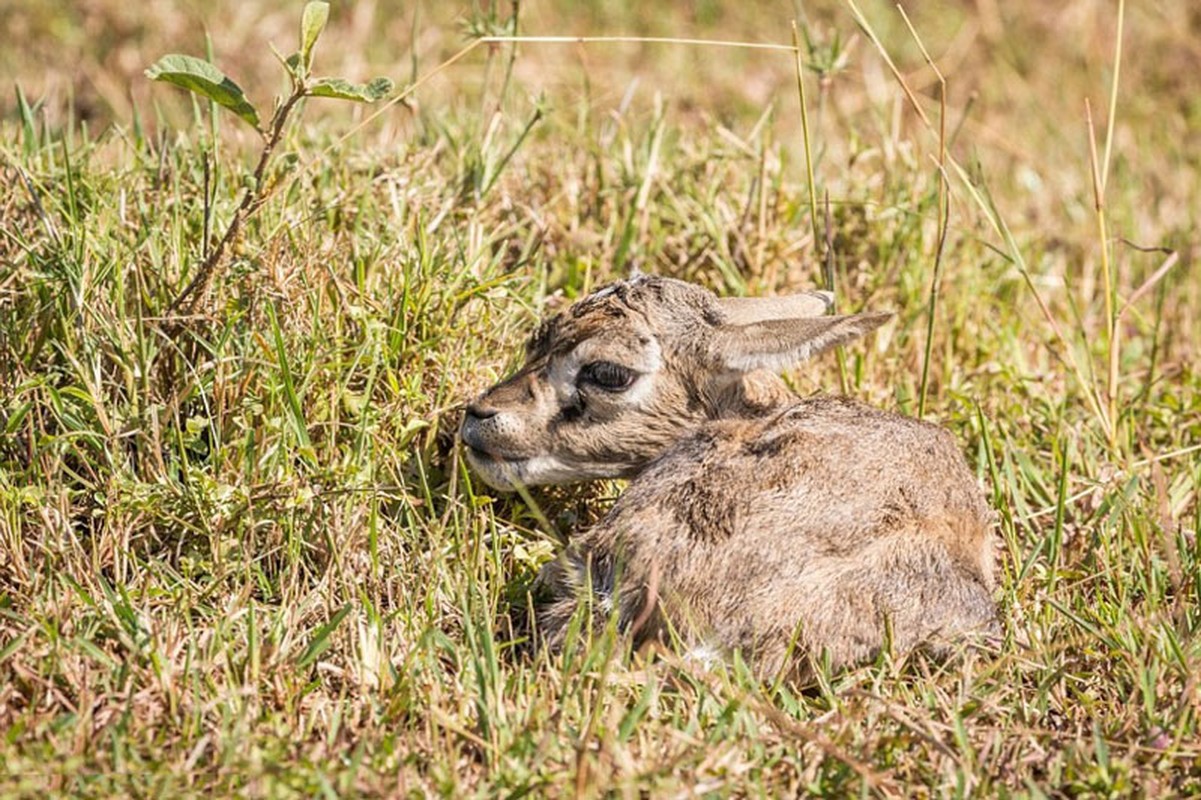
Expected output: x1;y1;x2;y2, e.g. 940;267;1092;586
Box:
296;604;352;669
266;301;316;467
268;41;303;82
0;632;27;666
299;2;330;72
145;54;260;130
307;76;394;103
15;84;36;154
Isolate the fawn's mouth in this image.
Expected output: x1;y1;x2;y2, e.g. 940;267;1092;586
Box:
459;422;584;489
460;427;523;465
461;437;586;489
464;443;518;464
460;433;533;479
461;444;530;490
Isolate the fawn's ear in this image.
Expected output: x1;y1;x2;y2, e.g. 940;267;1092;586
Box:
715;291;834;325
708;312;892;373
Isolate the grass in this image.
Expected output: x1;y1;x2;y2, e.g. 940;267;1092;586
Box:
2;0;1200;795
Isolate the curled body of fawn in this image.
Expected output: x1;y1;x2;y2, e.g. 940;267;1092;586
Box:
461;276;998;678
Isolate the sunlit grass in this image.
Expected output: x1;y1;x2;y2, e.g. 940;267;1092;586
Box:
2;0;1199;795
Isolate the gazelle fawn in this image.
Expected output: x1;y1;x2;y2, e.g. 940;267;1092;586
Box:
461;276;998;678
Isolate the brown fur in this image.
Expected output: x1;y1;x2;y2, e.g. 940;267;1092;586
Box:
461;276;998;677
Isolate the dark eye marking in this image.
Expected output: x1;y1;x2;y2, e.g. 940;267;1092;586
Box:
579;361;635;392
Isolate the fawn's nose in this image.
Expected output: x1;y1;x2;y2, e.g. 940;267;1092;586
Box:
464;401;498;421
464;370;540;423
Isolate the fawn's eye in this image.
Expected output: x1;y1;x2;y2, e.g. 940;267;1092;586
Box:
579;361;635;392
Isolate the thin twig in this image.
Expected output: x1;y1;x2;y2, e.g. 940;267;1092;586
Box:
167;86;307;318
1018;440;1201;523
320;39;485;160
1085;99;1118;452
12;162;61;246
1119;250;1179;321
479;34;796;52
791;21;822;278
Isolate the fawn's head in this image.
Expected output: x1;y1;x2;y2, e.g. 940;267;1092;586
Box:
460;276;889;489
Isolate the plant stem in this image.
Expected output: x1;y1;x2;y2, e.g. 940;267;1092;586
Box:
1086;100;1118;454
898;4;948;420
167;85;307;319
793;21;848;393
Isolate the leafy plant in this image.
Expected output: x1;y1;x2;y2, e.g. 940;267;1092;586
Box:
145;1;394;319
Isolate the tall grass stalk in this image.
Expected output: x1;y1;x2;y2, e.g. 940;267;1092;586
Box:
791;20;850;393
844;0;1114;442
895;4;950;420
